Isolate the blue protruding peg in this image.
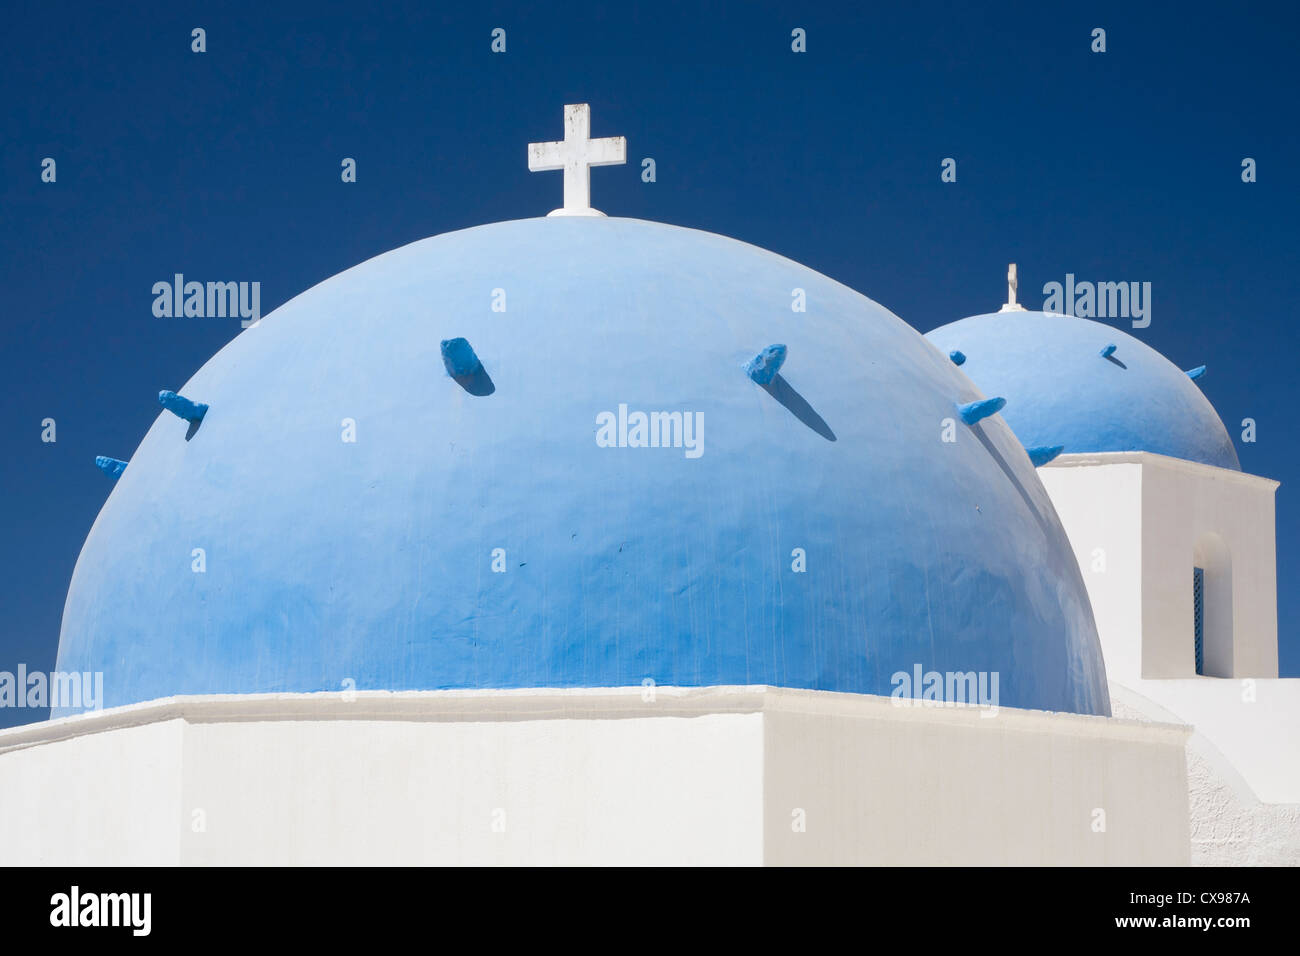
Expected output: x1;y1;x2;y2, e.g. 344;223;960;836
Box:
745;344;787;385
1026;445;1065;467
441;338;483;377
957;396;1006;426
158;390;208;423
95;456;127;479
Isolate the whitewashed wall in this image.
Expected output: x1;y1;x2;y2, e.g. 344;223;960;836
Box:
1110;683;1300;865
1041;453;1296;864
0;687;1189;865
1040;452;1279;681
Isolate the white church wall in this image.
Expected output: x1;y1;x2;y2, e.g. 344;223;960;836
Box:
1184;741;1300;866
1041;453;1278;681
1113;679;1300;805
1110;682;1300;865
1043;454;1295;865
0;717;183;865
0;688;1191;866
1139;456;1278;679
177;708;766;866
761;692;1189;865
1037;458;1145;684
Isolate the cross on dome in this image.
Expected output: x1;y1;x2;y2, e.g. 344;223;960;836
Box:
528;104;626;217
999;262;1027;312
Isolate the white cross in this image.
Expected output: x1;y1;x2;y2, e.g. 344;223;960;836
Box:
528;104;626;217
999;262;1027;312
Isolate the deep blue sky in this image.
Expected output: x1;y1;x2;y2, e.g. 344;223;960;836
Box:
2;1;1296;727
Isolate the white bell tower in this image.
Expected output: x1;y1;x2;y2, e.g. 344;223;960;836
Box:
1037;452;1279;683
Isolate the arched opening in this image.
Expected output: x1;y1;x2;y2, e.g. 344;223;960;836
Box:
1193;533;1233;677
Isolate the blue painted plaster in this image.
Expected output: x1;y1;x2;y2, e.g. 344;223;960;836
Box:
744;344;787;385
93;456;127;480
927;312;1240;471
957;396;1006;426
440;337;482;377
158;389;208;423
1026;445;1065;467
56;219;1110;716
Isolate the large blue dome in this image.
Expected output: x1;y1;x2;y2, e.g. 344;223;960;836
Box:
56;219;1110;715
926;311;1240;470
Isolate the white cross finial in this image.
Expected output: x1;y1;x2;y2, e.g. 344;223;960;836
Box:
999;262;1027;312
528;104;626;217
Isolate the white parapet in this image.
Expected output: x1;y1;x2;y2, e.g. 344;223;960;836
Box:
0;686;1190;866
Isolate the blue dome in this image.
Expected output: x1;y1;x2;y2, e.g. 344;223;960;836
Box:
927;311;1240;470
56;219;1110;716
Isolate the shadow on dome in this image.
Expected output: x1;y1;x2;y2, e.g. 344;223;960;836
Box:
971;423;1051;539
451;365;496;396
761;374;836;441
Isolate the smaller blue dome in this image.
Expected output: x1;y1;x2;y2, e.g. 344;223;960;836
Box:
926;312;1240;471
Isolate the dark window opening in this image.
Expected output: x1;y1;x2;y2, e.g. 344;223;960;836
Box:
1193;567;1205;675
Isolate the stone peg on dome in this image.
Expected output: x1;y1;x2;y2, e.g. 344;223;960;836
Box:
949;350;966;366
440;337;496;396
1026;444;1065;467
440;337;483;378
957;396;1006;426
94;455;127;479
1186;365;1206;381
745;344;787;385
158;390;208;423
